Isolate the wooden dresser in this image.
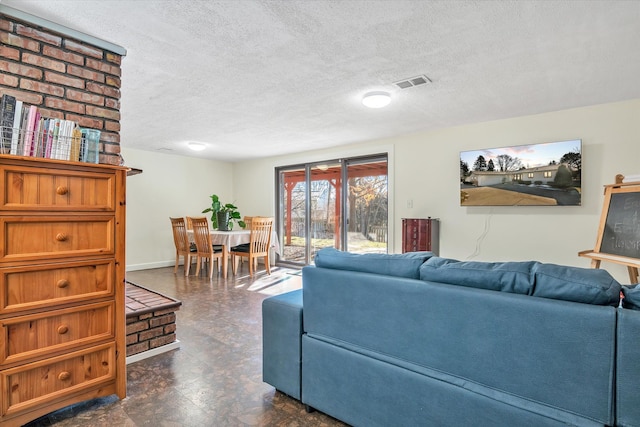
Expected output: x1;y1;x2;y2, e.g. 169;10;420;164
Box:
0;155;126;426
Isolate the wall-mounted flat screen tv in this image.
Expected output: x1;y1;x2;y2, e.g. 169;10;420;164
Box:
460;139;581;206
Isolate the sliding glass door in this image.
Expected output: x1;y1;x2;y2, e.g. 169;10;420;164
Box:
276;154;388;266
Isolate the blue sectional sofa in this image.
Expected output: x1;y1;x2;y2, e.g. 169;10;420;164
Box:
262;248;640;427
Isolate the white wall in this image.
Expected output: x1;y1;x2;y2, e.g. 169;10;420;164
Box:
123;99;640;283
232;99;640;283
122;148;234;271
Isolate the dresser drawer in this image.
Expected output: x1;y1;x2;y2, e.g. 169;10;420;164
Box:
0;302;113;365
0;217;114;263
0;260;114;315
0;343;115;418
0;165;115;212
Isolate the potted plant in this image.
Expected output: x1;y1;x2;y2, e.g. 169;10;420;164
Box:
202;194;246;231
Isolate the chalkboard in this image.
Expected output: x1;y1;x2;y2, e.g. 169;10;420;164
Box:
599;191;640;258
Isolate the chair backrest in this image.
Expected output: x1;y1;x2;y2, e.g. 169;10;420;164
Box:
189;216;213;255
243;216;253;230
249;217;273;254
170;217;191;253
186;216;194;230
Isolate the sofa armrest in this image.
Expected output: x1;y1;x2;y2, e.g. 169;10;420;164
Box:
262;289;303;400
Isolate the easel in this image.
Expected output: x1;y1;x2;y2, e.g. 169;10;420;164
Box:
579;174;640;284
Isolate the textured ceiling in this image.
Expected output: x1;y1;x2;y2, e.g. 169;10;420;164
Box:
3;0;640;162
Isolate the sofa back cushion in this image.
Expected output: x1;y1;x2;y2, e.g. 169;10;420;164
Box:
531;263;621;307
419;257;536;294
420;257;621;306
314;247;432;279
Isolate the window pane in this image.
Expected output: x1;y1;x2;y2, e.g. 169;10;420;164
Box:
346;160;388;253
310;163;342;261
280;167;306;263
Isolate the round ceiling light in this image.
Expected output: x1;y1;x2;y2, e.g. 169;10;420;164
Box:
362;91;391;108
187;142;206;151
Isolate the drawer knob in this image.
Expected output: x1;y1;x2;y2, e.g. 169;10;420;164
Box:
57;325;69;334
57;279;69;288
55;233;68;242
56;186;68;195
58;371;71;381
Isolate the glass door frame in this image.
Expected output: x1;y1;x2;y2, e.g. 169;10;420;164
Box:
275;153;389;267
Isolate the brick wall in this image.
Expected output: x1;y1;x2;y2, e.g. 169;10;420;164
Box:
0;13;123;165
126;307;179;357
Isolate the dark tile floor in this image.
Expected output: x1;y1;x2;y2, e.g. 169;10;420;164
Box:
24;264;347;427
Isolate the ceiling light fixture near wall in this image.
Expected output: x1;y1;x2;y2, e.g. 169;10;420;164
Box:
362;91;391;108
187;142;206;151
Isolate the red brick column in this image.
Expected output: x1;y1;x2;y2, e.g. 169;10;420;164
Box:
0;13;123;165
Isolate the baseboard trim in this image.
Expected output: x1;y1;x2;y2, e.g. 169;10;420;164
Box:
126;340;181;365
126;260;175;271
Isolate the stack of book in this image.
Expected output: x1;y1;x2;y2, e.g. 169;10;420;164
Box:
1;93;100;163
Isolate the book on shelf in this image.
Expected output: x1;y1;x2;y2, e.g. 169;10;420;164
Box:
81;128;100;163
18;104;29;151
10;100;23;155
44;118;55;158
1;94;16;154
33;116;45;158
22;105;38;156
59;120;72;160
70;127;82;161
50;119;61;159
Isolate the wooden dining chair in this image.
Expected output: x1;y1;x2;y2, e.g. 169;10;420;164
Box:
230;217;273;276
188;216;223;279
237;216;255;268
170;217;196;276
243;216;253;230
185;216;199;251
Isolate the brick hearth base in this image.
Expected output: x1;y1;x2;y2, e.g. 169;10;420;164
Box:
125;281;182;364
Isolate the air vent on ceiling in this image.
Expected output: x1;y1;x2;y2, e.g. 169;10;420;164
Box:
156;147;174;151
393;74;431;89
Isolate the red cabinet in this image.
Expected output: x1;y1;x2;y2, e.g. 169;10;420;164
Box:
402;218;439;255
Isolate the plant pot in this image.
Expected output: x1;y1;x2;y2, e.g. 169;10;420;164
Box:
217;211;231;231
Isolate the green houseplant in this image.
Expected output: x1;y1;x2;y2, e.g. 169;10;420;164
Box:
202;194;246;231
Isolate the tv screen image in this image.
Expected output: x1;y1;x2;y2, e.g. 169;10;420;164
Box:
460;139;581;206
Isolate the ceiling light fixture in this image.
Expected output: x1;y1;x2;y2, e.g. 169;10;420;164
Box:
362;91;391;108
187;142;206;151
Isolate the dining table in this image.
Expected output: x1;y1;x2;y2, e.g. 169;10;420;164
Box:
187;229;280;278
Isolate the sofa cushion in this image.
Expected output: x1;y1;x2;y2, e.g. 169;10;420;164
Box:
419;257;535;294
622;284;640;310
532;263;621;307
314;247;432;279
419;257;622;306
